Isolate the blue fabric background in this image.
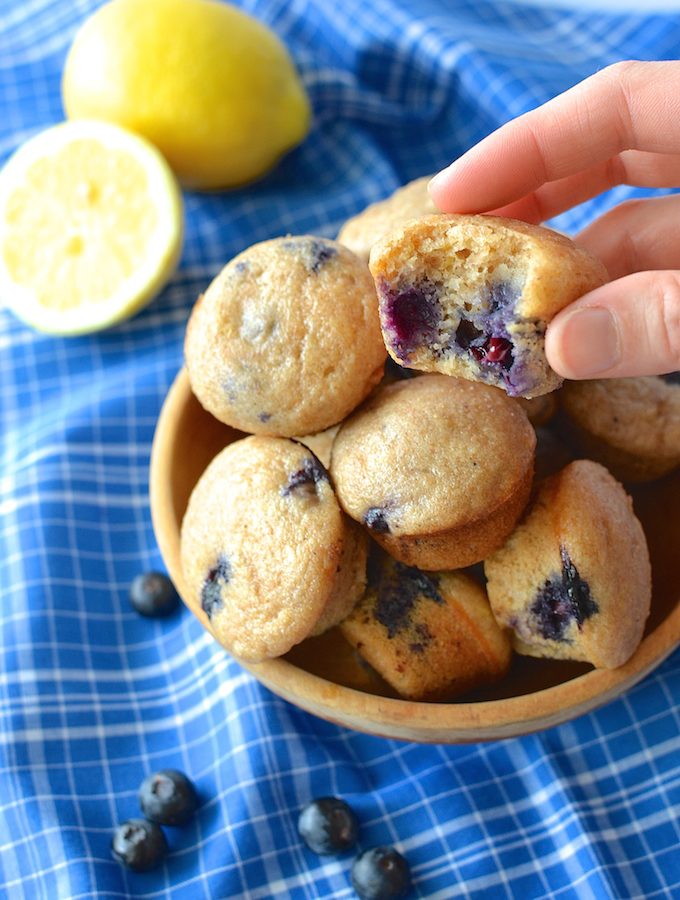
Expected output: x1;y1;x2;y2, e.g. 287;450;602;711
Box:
1;1;679;897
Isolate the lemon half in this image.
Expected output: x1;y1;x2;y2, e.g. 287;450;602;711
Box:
0;120;183;336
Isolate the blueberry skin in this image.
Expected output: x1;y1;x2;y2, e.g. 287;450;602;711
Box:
373;562;443;639
381;279;440;359
139;769;199;826
201;555;232;619
282;455;330;498
129;572;179;617
351;846;412;899
530;546;598;642
364;507;391;534
297;796;359;855
111;818;167;872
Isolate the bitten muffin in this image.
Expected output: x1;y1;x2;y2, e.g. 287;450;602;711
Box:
330;374;536;570
559;375;680;482
337;176;438;262
185;235;386;437
340;553;511;700
369;214;608;398
180;436;367;662
484;460;651;668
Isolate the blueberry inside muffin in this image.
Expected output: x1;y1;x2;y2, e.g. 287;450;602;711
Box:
380;274;532;394
369;213;608;399
282;454;330;498
485;460;651;668
528;546;599;643
340;552;511;700
368;555;445;644
181;436;368;661
281;236;338;273
201;555;232;619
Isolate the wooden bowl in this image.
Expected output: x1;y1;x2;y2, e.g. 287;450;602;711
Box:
150;368;680;743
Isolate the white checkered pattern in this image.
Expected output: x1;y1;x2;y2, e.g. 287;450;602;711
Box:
1;1;679;897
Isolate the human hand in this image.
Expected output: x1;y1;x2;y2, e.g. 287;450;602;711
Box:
428;60;680;380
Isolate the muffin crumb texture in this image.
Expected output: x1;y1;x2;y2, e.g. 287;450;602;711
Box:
368;213;608;398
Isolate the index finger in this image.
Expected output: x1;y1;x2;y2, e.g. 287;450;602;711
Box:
429;60;680;215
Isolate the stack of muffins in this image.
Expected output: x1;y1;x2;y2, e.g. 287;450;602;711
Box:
179;179;669;702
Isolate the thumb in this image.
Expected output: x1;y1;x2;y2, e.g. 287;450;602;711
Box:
545;270;680;379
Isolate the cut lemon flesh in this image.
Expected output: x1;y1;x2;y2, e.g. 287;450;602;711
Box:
0;120;183;335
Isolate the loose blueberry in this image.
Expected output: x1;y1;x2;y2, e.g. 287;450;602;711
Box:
111;818;167;872
298;796;359;855
351;846;412;900
282;455;329;498
201;555;231;619
530;546;599;642
139;769;199;826
364;507;391;534
129;572;179;617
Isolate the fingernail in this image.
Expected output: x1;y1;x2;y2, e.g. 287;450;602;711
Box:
551;307;621;377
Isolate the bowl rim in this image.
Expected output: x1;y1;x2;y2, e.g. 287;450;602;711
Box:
150;367;680;742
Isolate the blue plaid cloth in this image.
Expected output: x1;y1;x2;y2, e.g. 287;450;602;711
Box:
1;1;679;897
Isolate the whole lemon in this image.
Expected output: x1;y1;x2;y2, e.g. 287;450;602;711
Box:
62;0;311;190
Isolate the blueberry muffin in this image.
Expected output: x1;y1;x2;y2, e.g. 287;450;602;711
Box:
340;553;511;700
185;235;386;437
369;214;608;398
559;375;680;482
484;460;651;668
337;176;438;263
180;436;367;662
330;374;536;570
